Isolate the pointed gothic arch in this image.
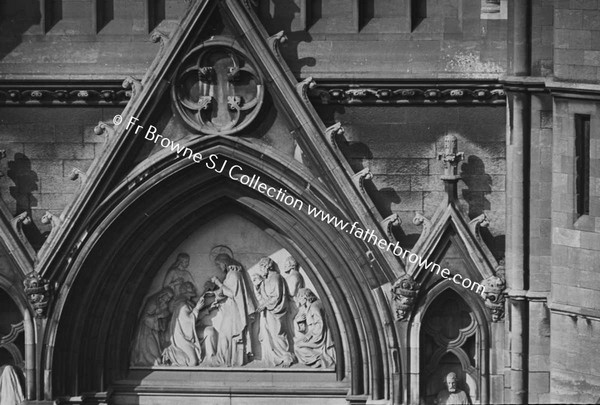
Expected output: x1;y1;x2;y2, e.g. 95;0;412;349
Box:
44;139;396;402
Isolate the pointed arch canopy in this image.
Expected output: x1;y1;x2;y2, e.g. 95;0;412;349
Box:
46;138;398;402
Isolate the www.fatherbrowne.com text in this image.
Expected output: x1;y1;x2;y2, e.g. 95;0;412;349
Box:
115;114;486;297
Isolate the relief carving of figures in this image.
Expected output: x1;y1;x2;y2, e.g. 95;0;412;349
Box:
282;256;305;347
163;253;195;298
252;257;295;367
161;282;216;366
293;288;336;368
210;252;257;366
131;287;174;366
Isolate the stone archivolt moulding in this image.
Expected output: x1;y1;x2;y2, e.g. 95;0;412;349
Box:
171;38;264;135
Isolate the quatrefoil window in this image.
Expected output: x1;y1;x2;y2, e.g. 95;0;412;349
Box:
172;39;264;135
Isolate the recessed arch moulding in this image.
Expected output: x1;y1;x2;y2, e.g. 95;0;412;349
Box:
47;147;395;403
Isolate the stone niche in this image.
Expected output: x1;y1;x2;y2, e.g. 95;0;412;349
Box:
129;212;336;371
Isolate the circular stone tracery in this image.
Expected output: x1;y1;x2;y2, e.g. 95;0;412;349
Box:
172;39;264;135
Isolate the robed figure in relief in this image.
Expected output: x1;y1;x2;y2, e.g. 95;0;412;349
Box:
253;257;295;367
293;288;336;368
210;253;257;366
130;286;174;366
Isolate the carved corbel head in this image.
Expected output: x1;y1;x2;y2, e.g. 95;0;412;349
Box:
391;273;420;321
482;261;506;322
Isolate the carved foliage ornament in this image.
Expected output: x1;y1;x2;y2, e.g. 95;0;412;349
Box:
23;272;53;318
172;39;264;135
391;273;420;321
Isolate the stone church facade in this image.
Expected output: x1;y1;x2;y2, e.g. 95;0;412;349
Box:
0;0;598;404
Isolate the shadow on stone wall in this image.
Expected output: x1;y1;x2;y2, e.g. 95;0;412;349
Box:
0;0;43;61
460;154;504;259
259;0;316;72
7;153;45;249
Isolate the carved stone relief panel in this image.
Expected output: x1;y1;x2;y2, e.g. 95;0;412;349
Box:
171;38;264;135
130;213;335;369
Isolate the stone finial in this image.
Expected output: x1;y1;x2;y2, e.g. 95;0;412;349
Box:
391;273;420;321
437;134;464;180
482;262;506;322
352;168;373;194
23;271;53;318
94;121;116;140
122;76;142;98
381;213;401;243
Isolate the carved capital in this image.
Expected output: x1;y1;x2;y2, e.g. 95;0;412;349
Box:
352;168;373;194
23;272;53;318
391;273;420;321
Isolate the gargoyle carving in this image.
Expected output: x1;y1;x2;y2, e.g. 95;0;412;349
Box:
391;273;420;321
381;214;401;243
94;121;116;140
482;261;506;322
352;168;373;194
23;271;53;318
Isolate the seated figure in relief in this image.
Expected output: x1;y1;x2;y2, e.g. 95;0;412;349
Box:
162;253;195;299
293;288;336;368
0;365;25;405
252;257;295;367
434;372;472;405
131;286;174;366
210;253;257;366
161;282;217;366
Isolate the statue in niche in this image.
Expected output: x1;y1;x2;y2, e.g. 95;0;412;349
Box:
161;282;217;366
131;286;174;366
210;250;257;367
435;372;472;405
293;288;336;368
252;257;295;367
0;365;25;405
162;252;196;299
